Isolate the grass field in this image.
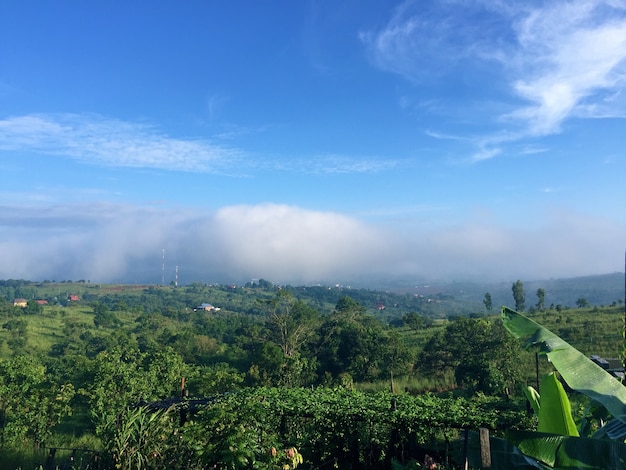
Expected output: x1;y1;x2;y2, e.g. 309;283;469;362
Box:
2;283;623;363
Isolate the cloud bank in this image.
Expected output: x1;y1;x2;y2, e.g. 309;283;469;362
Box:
0;202;622;285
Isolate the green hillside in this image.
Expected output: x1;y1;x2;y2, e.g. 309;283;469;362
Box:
0;278;624;469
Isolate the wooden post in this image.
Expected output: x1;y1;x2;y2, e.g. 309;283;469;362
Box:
180;376;188;426
46;448;57;469
479;427;491;469
462;429;469;470
535;352;540;390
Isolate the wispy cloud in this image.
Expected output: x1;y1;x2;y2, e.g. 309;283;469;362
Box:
0;113;239;173
359;0;497;83
519;146;549;156
507;1;626;135
0;113;395;176
291;154;399;174
0;186;115;205
361;0;626;157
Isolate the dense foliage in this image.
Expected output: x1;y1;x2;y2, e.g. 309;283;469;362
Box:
0;279;622;468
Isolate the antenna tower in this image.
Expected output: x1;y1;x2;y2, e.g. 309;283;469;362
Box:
175;265;179;287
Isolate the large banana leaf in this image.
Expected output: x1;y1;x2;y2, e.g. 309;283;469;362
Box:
524;384;541;415
506;430;626;469
501;307;626;424
537;373;579;436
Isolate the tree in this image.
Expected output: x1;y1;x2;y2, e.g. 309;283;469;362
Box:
0;356;74;447
263;291;319;359
512;280;525;311
483;293;493;312
419;317;527;395
381;330;417;381
403;311;431;330
255;291;321;387
2;318;27;353
316;297;390;383
85;346;190;438
92;302;121;328
536;288;546;311
576;297;589;309
23;300;43;315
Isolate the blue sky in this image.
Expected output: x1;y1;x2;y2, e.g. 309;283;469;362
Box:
1;0;625;285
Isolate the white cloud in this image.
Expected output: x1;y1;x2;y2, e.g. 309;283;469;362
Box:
359;1;491;83
470;145;502;162
361;0;626;155
0;113;239;173
0;113;395;176
289;154;398;174
0;202;622;285
508;1;626;134
206;204;393;282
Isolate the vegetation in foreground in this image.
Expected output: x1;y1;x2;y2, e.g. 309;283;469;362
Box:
0;279;623;468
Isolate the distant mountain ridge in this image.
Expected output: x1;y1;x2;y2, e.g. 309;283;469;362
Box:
387;272;625;311
1;272;623;317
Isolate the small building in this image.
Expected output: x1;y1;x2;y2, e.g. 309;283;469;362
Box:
36;300;49;305
67;295;80;302
13;298;28;307
195;303;221;312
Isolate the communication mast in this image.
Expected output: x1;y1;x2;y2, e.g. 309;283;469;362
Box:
175;265;179;287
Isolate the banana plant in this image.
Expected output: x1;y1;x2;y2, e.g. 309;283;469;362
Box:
524;372;579;437
496;306;626;469
502;307;626;423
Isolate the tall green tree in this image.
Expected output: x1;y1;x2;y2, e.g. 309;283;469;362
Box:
402;311;431;330
536;288;546;311
256;291;321;387
317;297;391;383
576;297;589;308
483;292;493;312
419;317;527;395
512;280;525;311
2;318;27;353
262;291;319;359
0;356;74;447
23;300;43;315
85;345;190;438
92;301;121;328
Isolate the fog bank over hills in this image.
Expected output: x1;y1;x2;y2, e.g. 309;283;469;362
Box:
1;203;624;290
